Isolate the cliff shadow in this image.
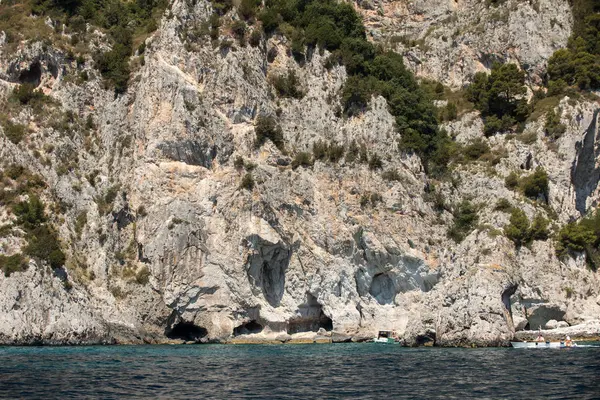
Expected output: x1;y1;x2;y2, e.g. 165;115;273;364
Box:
245;234;291;307
572;109;600;214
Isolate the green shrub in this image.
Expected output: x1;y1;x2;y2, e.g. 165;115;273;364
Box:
505;171;519;190
211;0;233;15
249;29;262;46
368;153;383;170
423;184;447;212
328;142;345;163
2;119;27;144
547;79;567;96
270;70;304;99
556;209;600;269
240;173;255;190
382;168;402;182
210;13;222;40
345;140;359;163
504;208;530;247
0;253;28;277
255;115;285;152
447;200;479;243
13;196;46;229
11;83;47;105
291;152;313;169
494;198;512;212
135;266;151;285
239;0;261;20
360;191;382;208
75;211;87;238
463;138;491;161
544;109;567;140
24;225;65;269
312;140;328;161
231;20;246;39
530;214;550;241
467;63;529;135
234;156;245;169
504;209;550;247
521;167;549;202
98;185;120;215
546;0;600;91
95;44;131;94
440;102;458;121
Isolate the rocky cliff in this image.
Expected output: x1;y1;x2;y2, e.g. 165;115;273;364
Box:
0;0;599;346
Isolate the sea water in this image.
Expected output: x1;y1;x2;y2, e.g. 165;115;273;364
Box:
1;343;599;399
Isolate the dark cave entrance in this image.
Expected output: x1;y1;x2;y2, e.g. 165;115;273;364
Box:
165;321;208;342
18;62;42;86
287;295;334;334
233;320;264;336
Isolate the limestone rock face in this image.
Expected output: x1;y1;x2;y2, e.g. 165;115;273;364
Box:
0;0;599;346
356;0;572;87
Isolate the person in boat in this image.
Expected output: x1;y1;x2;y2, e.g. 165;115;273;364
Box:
565;335;572;347
535;333;545;342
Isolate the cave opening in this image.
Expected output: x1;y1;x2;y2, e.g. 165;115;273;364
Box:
415;332;436;346
166;321;208;342
369;273;396;305
233;320;264;336
18;62;42;86
289;294;327;334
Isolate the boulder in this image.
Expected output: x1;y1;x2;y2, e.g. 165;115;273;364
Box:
556;321;570;328
514;316;530;332
545;320;558;329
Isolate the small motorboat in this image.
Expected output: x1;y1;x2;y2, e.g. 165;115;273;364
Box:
373;330;398;344
510;341;577;349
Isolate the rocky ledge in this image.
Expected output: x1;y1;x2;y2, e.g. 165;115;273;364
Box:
514;320;600;342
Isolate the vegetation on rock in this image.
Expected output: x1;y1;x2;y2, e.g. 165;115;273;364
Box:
255;115;285;153
557;209;600;270
504;208;550;247
504;167;550;203
12;196;66;269
466;63;529;135
546;0;600;90
447;200;479;243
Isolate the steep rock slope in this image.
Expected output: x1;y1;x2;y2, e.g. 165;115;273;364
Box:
356;0;572;87
0;0;599;345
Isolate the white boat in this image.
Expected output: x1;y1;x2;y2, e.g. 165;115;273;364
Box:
373;330;398;344
511;341;577;348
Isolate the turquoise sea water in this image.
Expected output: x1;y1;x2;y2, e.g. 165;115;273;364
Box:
1;343;599;399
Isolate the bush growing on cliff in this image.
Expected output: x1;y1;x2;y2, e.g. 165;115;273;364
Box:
504;168;549;203
24;225;66;269
544;109;567;140
253;0;447;174
368;153;383;170
29;0;168;94
466;63;529;135
255;115;285;152
520;167;549;202
504;209;550;247
504;208;530;247
240;173;255;190
447;200;479;243
505;171;519;190
1;119;27;145
13;195;46;229
0;253;28;277
270;70;304;99
546;0;600;90
556;209;600;270
291;152;313;169
12;196;66;269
